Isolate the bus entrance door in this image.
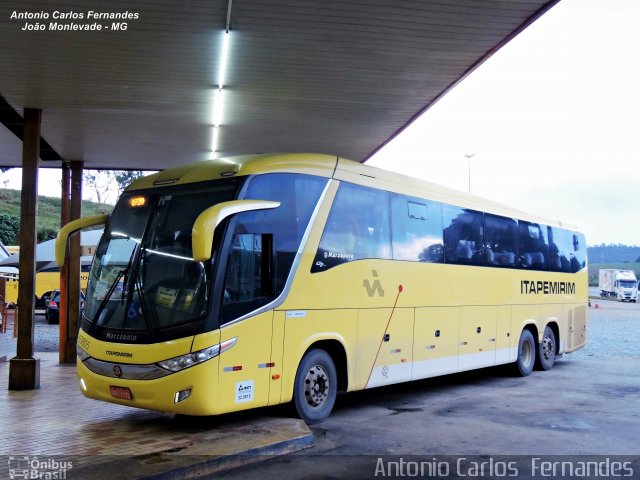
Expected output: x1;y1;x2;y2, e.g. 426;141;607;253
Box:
217;311;274;412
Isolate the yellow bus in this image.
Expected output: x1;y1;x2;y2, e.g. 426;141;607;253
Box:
3;266;90;312
58;154;587;423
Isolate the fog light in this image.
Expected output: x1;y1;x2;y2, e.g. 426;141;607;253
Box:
174;388;192;403
80;378;87;391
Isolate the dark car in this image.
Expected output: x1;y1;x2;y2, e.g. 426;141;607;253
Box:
45;290;85;324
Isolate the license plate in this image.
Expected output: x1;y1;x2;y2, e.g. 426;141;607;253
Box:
110;385;133;400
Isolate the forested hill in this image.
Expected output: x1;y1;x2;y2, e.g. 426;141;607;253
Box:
588;244;640;264
0;188;112;244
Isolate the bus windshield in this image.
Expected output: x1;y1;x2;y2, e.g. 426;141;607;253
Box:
84;179;241;339
83;172;328;343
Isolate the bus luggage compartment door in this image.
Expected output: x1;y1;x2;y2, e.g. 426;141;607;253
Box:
357;308;414;389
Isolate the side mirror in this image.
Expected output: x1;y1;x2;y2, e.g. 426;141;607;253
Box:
192;200;280;262
55;214;109;266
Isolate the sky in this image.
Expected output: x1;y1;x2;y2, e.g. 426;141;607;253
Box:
2;0;638;246
369;0;640;246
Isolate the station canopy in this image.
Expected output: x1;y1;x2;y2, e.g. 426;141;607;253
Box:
0;0;557;171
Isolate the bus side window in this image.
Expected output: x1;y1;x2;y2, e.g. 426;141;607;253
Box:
220;173;326;322
570;232;587;272
548;226;577;273
484;214;518;267
313;183;391;272
442;206;484;266
220;233;274;322
390;194;443;263
518;221;549;271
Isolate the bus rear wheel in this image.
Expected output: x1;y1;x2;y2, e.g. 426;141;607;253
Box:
536;326;556;371
514;329;535;377
293;349;337;424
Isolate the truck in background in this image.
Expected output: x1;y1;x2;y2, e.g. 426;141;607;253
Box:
599;269;638;302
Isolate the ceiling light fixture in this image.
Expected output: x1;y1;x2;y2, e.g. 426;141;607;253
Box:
213;88;224;127
218;32;230;88
211;1;233;155
211;125;220;153
211;31;230;153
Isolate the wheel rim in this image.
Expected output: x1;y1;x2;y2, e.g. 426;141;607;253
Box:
542;333;555;361
304;364;330;408
521;337;534;367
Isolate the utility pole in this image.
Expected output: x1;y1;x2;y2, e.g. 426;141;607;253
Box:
464;153;475;193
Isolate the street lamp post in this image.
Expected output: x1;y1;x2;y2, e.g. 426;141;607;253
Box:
464;153;475;193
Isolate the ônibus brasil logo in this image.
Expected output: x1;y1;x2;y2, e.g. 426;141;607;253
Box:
8;456;73;479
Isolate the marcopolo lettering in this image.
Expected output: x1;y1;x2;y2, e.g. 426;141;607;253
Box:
521;280;575;295
106;332;138;342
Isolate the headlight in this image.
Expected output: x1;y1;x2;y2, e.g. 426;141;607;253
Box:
77;344;90;362
157;337;237;373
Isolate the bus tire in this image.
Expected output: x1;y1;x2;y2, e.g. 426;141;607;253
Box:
293;349;337;425
536;326;556;371
514;329;535;377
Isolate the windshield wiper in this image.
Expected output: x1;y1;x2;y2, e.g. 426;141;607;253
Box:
120;246;156;339
92;243;137;328
120;240;139;303
91;267;125;329
134;264;156;340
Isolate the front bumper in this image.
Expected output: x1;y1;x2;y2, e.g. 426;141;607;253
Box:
77;356;221;415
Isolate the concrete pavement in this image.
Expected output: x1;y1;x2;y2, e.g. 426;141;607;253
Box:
215;300;640;478
0;327;16;362
0;341;313;479
3;299;639;479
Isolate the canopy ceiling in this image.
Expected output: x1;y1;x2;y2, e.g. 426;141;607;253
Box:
0;0;557;170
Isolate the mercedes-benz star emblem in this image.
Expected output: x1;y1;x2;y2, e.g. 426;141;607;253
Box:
113;365;123;378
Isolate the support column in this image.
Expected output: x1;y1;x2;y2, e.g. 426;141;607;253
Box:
9;108;41;390
63;161;83;363
0;275;5;305
59;162;71;363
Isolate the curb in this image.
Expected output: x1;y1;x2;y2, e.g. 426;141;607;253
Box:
70;418;314;479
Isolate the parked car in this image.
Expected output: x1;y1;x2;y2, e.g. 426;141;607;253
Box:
44;290;85;324
39;291;54;308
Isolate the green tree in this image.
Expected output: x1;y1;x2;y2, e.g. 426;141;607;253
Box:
114;170;144;193
84;170;146;203
0;167;11;190
37;227;58;243
84;170;116;204
0;213;20;244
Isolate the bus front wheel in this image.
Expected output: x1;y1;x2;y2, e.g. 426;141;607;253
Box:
536;326;556;371
293;349;337;424
514;329;535;377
